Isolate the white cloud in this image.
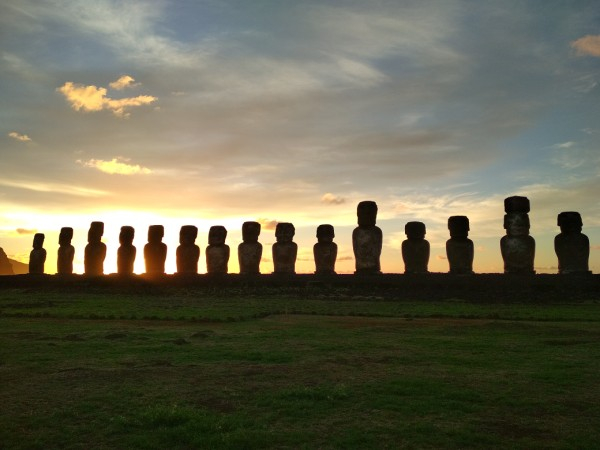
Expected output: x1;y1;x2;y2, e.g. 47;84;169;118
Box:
78;157;152;175
571;35;600;57
0;179;108;197
58;80;157;117
8;132;31;142
552;141;575;149
109;75;139;90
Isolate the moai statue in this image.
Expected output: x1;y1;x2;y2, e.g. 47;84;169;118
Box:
144;225;167;275
555;212;590;274
117;226;136;275
352;201;383;274
238;221;262;275
84;221;106;276
176;225;200;274
446;216;474;274
402;222;430;274
57;227;75;275
313;224;337;275
500;196;535;274
206;226;229;274
272;222;297;274
0;247;14;275
29;233;47;274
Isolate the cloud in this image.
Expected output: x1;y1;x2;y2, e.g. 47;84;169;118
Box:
8;132;31;142
109;75;139;90
0;179;107;197
552;141;575;149
16;228;37;235
571;35;600;57
257;218;278;231
57;80;157;118
78;157;152;175
321;193;346;205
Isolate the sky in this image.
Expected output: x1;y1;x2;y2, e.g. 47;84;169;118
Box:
1;0;599;275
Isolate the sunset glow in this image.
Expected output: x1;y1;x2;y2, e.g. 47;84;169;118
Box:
1;1;599;275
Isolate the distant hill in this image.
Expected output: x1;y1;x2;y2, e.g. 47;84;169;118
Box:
8;258;28;275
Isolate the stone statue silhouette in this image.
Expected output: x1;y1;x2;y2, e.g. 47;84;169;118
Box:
29;233;46;274
272;223;297;274
0;247;14;275
57;227;75;275
446;216;474;274
144;225;167;275
238;221;262;275
176;225;200;274
117;226;136;275
402;222;430;274
206;226;229;274
500;196;535;274
84;222;106;276
313;224;337;275
352;201;382;274
555;212;590;274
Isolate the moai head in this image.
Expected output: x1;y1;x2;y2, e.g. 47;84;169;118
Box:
504;196;530;214
148;225;164;243
357;201;378;227
33;233;45;249
180;225;198;245
59;227;73;246
504;213;530;236
405;221;426;240
88;221;104;243
316;224;335;243
448;216;469;239
208;226;227;246
119;226;135;245
557;212;583;234
275;223;295;243
242;221;261;243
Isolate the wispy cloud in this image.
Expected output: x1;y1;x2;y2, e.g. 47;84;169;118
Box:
57;77;156;118
8;132;31;142
16;228;37;235
0;179;108;197
552;141;575;149
321;193;346;205
571;35;600;57
109;75;139;90
78;157;152;175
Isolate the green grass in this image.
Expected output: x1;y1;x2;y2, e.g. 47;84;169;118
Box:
1;288;599;449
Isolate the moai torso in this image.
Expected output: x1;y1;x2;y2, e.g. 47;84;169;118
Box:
144;225;167;275
352;201;382;274
238;221;262;275
402;222;430;274
446;216;474;274
176;225;200;274
206;226;229;274
117;226;136;275
500;196;535;274
272;223;297;274
57;227;75;275
313;224;337;275
555;212;590;274
29;233;46;274
85;222;106;276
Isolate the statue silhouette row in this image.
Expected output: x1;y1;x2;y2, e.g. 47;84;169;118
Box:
26;197;591;275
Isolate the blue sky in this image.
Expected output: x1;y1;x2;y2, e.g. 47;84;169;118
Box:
1;0;599;274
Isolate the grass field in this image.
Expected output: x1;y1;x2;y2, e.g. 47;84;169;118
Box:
1;287;599;449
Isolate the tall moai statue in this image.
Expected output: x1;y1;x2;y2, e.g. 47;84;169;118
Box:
206;225;229;274
176;225;200;274
500;196;535;274
313;224;337;275
117;226;136;275
0;247;14;275
555;212;590;274
352;201;382;274
238;221;262;275
446;216;474;274
144;225;167;275
85;221;106;276
57;227;75;275
272;222;297;274
402;221;430;274
29;233;47;274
